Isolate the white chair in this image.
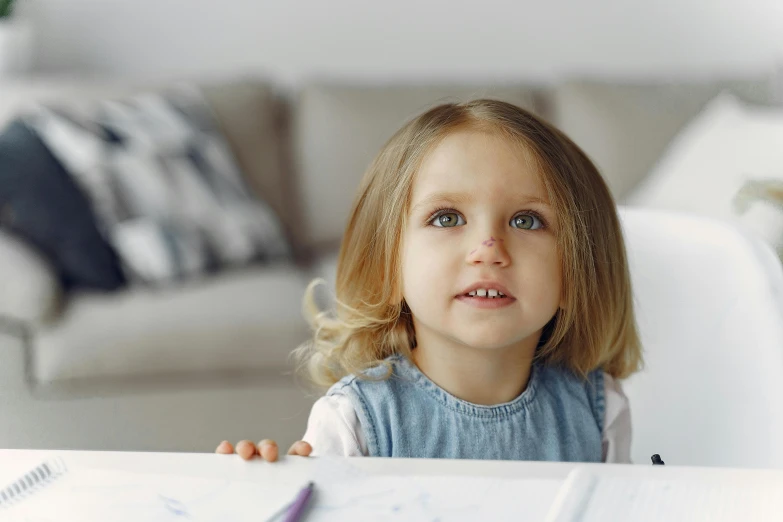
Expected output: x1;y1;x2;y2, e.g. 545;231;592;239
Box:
619;207;783;468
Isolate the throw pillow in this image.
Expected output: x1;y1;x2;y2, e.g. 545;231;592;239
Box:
25;85;291;286
0;119;127;291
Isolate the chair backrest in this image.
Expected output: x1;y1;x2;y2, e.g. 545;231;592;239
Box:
619;207;783;468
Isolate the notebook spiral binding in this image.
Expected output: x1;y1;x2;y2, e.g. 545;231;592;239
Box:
0;458;68;508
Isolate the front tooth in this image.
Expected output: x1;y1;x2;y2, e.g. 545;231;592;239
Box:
476;289;487;297
488;289;498;298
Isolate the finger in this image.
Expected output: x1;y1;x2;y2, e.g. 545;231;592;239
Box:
287;441;312;457
235;440;258;460
215;440;234;454
257;439;279;462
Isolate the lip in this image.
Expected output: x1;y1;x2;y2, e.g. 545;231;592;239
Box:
455;294;516;309
456;281;515;299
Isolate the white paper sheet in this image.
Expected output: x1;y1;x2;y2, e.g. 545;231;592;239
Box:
3;468;303;522
1;457;562;522
546;468;783;522
306;475;562;522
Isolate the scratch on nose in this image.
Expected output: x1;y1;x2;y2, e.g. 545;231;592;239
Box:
481;236;505;247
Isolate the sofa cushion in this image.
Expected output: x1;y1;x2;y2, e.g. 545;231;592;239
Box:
293;83;541;251
26;85;291;286
0;77;297;256
0;229;61;323
0;78;292;215
548;77;779;200
32;265;312;386
0;119;127;291
201;80;301;255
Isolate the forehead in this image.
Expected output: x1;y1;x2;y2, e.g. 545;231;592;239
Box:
410;129;547;204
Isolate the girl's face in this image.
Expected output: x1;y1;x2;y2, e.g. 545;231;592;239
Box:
401;130;562;357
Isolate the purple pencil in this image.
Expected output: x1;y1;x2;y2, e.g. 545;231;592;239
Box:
283;481;315;522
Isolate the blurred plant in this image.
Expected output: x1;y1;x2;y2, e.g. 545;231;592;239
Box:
0;0;15;19
734;178;783;262
734;179;783;214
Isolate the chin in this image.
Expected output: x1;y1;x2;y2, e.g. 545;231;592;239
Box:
455;333;525;351
449;324;542;352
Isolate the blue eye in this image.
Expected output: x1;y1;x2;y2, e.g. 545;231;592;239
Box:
510;213;543;230
430;211;466;228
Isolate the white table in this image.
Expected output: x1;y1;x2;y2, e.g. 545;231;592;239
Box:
4;449;783;482
3;450;783;520
0;449;577;492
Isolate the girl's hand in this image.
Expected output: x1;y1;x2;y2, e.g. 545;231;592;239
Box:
215;439;313;461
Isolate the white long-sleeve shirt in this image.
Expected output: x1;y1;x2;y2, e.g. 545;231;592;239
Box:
302;372;632;462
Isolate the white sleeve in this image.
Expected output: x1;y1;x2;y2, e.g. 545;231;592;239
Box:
601;372;632;463
301;393;369;457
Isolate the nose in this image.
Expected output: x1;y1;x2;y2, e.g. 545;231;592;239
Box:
466;235;511;267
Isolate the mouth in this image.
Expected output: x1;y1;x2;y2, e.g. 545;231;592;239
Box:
462;289;508;298
455;283;516;305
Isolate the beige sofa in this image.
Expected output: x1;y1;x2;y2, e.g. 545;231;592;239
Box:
0;75;778;452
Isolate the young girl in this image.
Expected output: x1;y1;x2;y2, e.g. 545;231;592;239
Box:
217;98;643;463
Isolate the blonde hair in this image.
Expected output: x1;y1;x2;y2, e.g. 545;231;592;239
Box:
295;99;643;388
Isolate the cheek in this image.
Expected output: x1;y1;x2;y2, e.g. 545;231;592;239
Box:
543;250;563;307
400;235;455;300
518;242;562;301
401;247;431;297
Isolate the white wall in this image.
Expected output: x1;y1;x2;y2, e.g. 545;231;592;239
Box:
17;0;783;83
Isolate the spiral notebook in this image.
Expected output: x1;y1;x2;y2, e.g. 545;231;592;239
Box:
0;458;69;508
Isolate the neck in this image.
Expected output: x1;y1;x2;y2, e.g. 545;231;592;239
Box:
411;338;538;405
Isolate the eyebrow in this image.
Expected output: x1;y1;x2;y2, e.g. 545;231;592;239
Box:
410;192;472;215
410;191;551;214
